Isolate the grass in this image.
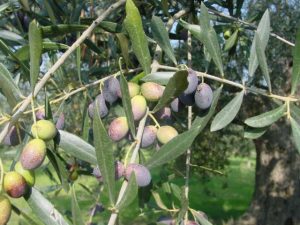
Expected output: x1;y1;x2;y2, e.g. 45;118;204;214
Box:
5;156;255;225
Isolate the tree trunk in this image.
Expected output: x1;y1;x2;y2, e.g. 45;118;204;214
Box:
237;121;300;225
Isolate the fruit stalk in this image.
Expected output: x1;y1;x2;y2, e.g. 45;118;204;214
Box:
107;108;148;225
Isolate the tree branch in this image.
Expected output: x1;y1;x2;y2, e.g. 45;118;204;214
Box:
0;0;126;144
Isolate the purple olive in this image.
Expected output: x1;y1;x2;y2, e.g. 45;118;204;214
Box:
194;83;213;110
125;163;151;187
103;77;121;104
154;107;172;121
88;94;108;119
3;125;25;146
170;98;184;112
141;125;157;148
179;92;195;106
184;69;198;94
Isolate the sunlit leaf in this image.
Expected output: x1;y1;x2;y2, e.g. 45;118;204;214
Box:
124;0;151;75
248;10;270;77
27;188;69;225
71;185;85;225
93;100;116;205
210;91;244;131
255;33;271;92
59;130;97;165
0;63;21;107
116;173;138;210
29;20;42;92
141;71;175;85
200;3;223;76
151;16;177;65
291;30;300;95
120;73;136;137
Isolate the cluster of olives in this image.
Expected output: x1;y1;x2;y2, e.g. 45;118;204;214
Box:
88;69;213;187
1;119;57;224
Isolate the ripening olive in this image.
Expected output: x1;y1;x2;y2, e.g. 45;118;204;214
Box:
3;172;27;198
128;82;140;98
184;69;198;94
0;195;12;225
170;98;184;112
88;94;108;119
103;77;121;104
31;120;57;141
108;117;129;141
125;163;151;187
141;82;165;102
141;125;157;148
157;126;178;144
20;139;47;170
131;95;147;121
194;83;213;110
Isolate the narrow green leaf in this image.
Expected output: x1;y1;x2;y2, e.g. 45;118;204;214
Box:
141;71;175;85
191;86;223;132
244;126;268;139
191;209;213;225
27;188;69;225
224;30;238;51
58;130;97;165
124;0;151;75
0;3;9;13
29;20;42;92
245;104;286;128
200;3;223;76
116;33;131;67
14;42;69;61
179;19;203;41
146;129;198;169
290;117;300;153
47;150;69;192
291;103;300;123
116;173;138;210
210;91;244;132
152;70;188;113
45;93;53;121
151;191;169;210
249;10;270;77
120;73;136;137
254;33;271;92
71;185;85;225
0;39;30;76
93;100;116;205
0;30;26;44
0;63;21;107
291;30;300;95
151;16;177;65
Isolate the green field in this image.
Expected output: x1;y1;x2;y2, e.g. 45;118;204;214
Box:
6;156;255;225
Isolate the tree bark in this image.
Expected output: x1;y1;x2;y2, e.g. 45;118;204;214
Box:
237;120;300;225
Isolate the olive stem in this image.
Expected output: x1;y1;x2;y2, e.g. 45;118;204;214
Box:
156;65;299;103
107;108;148;225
